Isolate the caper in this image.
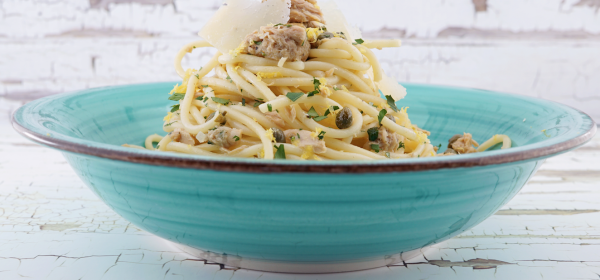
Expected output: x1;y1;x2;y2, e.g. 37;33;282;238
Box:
317;32;335;40
385;114;396;123
447;134;462;148
207;112;226;125
271;127;286;143
367;127;379;141
207;112;216;121
335;107;353;129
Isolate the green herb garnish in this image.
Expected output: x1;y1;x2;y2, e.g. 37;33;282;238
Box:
274;144;286;159
286;92;304;102
202;85;209;88
211;97;230;105
371;144;380;153
385;152;390;158
317;131;326;140
170;104;180;112
385;95;399;112
324;106;340;116
307;90;319;97
313;115;328;122
234;136;240;142
313;77;321;90
242;98;246;106
253;40;262;45
398;141;405;150
169;93;185;101
354;38;364;45
377;109;387;125
367;127;379;141
267;104;273;112
307;106;319;118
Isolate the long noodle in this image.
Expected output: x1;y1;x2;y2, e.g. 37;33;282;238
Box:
126;8;511;160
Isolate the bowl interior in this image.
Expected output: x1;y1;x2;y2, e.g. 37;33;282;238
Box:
14;82;595;163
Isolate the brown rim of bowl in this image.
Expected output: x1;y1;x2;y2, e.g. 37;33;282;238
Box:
12;109;597;174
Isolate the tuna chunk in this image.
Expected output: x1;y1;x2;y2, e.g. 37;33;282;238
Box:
283;129;327;154
243;25;310;62
208;127;242;148
170;128;195;145
364;127;404;153
265;112;286;128
449;133;479;154
289;0;325;28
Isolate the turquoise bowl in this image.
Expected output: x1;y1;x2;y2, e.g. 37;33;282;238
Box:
12;82;596;273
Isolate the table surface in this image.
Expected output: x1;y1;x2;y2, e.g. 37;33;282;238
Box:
1;103;599;280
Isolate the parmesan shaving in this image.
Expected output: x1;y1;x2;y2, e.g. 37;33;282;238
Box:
376;73;407;101
199;0;291;54
319;0;362;41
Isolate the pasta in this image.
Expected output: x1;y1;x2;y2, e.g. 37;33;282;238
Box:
124;0;511;160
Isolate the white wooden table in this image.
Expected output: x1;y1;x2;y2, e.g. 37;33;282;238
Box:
1;101;599;280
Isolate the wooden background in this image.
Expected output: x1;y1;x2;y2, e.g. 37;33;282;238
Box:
1;0;599;123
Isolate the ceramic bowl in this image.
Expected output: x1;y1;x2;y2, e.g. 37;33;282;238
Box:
12;82;596;273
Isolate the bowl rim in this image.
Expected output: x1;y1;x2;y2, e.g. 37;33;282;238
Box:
11;82;597;173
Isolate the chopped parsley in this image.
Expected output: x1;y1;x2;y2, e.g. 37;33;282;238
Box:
202;85;209;88
195;96;204;101
385;95;399;112
324;106;340;116
170;104;180;112
313;115;328;122
203;96;209;102
436;143;442;150
226;76;232;83
164;122;175;127
307;90;319;97
398;141;405;150
253;99;264;108
274;23;292;27
286;92;304;102
367;127;379;141
241;98;246;106
211;97;230;105
169;93;185;101
253;40;262;45
371;144;380;153
377;109;388;125
353;38;365;45
313;77;321;90
317;131;326;140
302;39;305;46
233;136;240;142
333;86;340;91
274;144;286;159
306;106;327;121
385;152;391;158
267;103;273;112
307;106;319;118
